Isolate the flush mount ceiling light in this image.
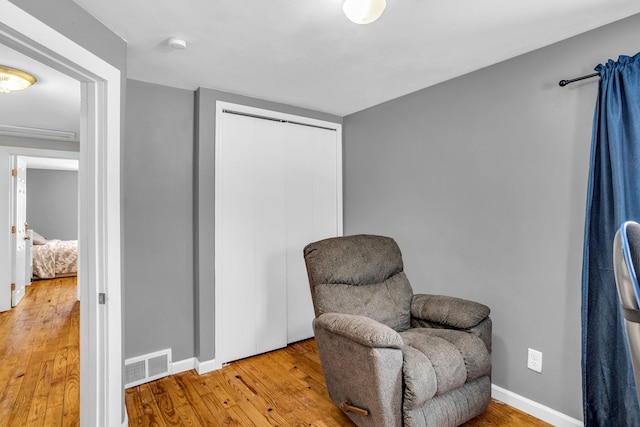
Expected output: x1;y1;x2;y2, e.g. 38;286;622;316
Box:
167;37;187;50
343;0;387;24
0;65;37;94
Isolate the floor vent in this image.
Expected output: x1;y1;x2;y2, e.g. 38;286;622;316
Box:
125;349;172;388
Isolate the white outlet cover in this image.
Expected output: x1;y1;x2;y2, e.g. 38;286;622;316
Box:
527;348;543;373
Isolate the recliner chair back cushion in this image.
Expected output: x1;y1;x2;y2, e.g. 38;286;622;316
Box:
304;234;414;331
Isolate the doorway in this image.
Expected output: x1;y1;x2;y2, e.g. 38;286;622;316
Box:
22;153;80;287
0;2;123;426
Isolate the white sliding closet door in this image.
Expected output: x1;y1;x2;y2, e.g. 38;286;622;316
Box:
218;113;288;363
216;102;341;365
285;125;339;343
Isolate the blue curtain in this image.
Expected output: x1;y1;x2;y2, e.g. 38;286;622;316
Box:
582;52;640;426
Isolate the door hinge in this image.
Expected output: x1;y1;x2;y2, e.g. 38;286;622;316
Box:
11;225;16;234
11;283;15;291
99;293;106;304
11;168;17;177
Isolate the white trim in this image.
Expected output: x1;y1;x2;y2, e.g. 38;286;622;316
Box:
125;355;213;378
491;384;583;427
143;356;215;376
0;2;124;426
171;357;195;375
218;102;343;132
195;358;217;375
0;124;77;141
0;146;79;159
3;148;79;297
0;147;10;312
335;119;344;237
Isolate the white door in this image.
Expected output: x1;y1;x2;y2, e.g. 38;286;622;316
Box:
0;147;10;312
218;112;288;363
285;125;340;343
216;102;342;365
11;156;27;307
25;229;32;286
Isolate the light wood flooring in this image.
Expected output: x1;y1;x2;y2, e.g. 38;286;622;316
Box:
0;277;79;426
0;276;551;426
126;339;552;426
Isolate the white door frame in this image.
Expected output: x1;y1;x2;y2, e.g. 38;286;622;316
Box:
10;155;27;307
4;148;79;298
0;2;123;426
0;147;11;312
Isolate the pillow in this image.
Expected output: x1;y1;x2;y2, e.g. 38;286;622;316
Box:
32;230;47;245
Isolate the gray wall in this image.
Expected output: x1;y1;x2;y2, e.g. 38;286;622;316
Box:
194;88;342;362
122;83;342;362
123;79;194;361
343;13;640;421
26;169;78;240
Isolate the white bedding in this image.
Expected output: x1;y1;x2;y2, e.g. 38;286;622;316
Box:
32;239;78;279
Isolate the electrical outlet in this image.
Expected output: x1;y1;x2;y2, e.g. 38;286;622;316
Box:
527;348;542;373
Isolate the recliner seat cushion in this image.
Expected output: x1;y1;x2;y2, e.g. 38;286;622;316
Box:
400;328;491;410
402;345;438;408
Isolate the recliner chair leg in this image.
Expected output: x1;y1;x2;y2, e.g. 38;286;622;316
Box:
340;401;369;417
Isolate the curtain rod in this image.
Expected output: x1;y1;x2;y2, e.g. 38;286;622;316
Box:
558;72;600;87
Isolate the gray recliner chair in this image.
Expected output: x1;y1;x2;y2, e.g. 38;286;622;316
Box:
303;234;492;427
613;221;640;405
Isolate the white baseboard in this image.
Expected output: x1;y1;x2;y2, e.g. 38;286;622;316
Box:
169;357;220;376
491;384;583;427
171;357;195;375
195;358;218;375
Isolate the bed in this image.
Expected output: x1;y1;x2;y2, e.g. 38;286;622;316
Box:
31;230;78;279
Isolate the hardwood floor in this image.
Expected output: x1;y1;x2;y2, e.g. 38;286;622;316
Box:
126;340;552;426
0;277;551;426
0;277;79;427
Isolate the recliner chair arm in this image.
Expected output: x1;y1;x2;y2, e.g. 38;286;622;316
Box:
411;294;490;329
315;312;404;349
314;312;405;426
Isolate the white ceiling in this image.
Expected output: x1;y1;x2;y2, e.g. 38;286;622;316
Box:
1;0;640;140
72;0;640;116
0;44;80;141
